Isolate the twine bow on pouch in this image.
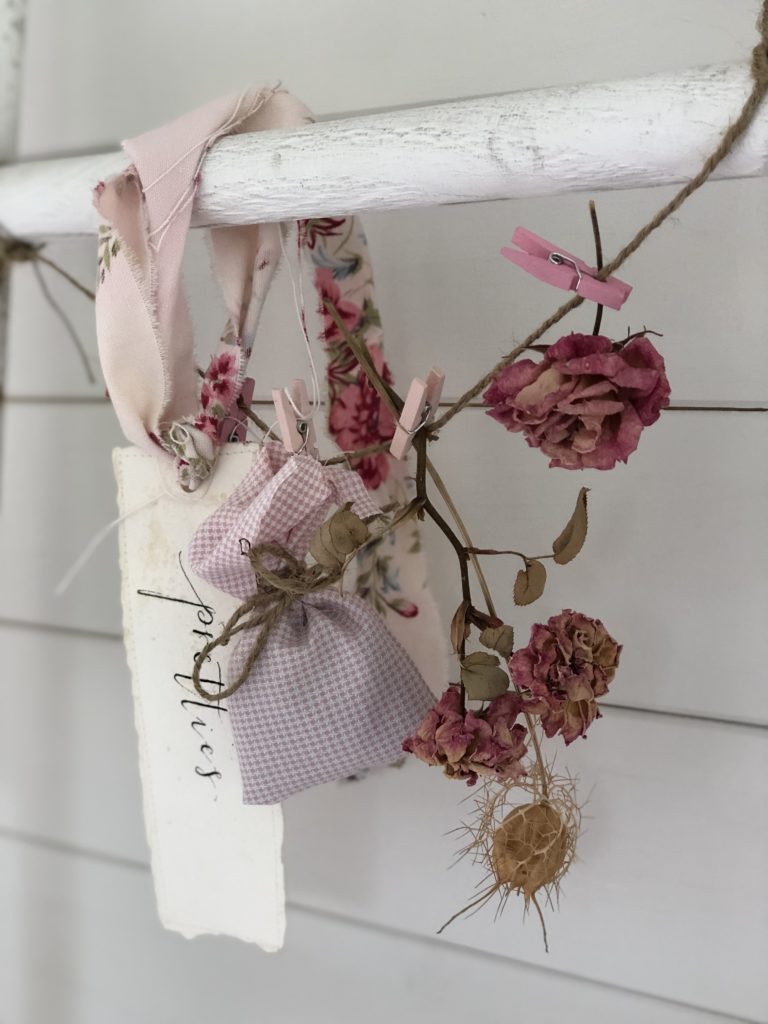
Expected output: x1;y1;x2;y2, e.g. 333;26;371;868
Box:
188;443;435;805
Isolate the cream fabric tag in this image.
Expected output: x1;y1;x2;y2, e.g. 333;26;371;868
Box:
113;444;284;948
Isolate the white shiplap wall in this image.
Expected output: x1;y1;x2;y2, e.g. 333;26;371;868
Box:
1;1;767;1022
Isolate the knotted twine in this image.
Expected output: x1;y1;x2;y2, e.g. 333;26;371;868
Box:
191;541;342;702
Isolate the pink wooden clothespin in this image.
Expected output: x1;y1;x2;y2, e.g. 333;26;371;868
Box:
390;368;445;460
218;376;255;443
272;378;319;456
501;227;632;311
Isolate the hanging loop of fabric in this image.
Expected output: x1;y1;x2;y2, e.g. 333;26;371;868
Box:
93;88;313;490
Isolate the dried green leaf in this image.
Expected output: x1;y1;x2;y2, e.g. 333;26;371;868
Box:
461;652;510;700
479;624;515;658
513;558;547;606
310;506;370;568
450;599;471;654
552;487;589;565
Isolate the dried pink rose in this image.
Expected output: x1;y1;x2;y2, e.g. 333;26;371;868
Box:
511;609;621;744
403;687;528;785
483;333;670;469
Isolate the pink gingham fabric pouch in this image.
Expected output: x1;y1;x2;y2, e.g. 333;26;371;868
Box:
188;442;434;804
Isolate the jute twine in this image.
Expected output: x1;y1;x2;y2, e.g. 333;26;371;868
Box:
430;2;768;432
191;542;341;702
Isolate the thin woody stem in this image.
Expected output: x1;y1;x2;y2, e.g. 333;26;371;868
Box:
322;440;391;466
237;398;272;434
325;293;551;779
414;433;471;608
468;547;556;562
35;252;97;302
323;300;403;418
589;199;604;336
426;457;497;619
426;460;548;797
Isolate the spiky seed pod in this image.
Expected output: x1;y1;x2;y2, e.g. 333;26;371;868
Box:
491;800;569;896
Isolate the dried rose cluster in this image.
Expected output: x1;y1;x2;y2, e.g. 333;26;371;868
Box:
404;610;621;782
483;332;670;470
403;686;528;786
511;609;622;744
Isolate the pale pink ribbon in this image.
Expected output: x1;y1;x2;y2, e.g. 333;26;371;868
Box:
93;87;311;489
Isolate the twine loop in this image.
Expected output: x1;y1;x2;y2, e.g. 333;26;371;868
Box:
191;541;341;702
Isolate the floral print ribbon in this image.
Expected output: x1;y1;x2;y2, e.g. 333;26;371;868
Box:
304;216;444;667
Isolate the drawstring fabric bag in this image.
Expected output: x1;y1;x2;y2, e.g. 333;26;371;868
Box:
188;442;435;804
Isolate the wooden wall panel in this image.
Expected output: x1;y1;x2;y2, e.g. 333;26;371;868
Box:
0;837;732;1024
7;179;768;406
16;1;759;157
2;624;766;1018
2;405;765;725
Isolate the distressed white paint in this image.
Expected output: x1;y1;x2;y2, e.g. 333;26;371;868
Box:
1;63;768;237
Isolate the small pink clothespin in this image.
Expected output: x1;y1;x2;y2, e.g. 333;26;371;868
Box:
272;378;318;456
501;227;632;311
390;368;445;460
218;377;255;443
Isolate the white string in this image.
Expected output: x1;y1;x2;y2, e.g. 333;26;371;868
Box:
147;187;196;252
53;449;222;596
54;494;160;596
141;89;255;193
244;417;281;446
145;89;274;252
279;225;322;418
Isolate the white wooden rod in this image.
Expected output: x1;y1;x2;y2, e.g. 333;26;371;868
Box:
1;62;766;238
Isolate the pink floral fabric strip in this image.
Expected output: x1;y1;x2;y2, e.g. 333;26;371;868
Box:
302;217;446;692
94;88;311;489
303;217;396;490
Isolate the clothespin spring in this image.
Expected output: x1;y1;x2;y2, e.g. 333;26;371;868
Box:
548;252;583;288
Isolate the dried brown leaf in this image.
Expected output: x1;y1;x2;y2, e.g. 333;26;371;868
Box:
514;559;547;606
479;624;515;659
450;600;471;654
461;652;510;700
310;506;370;568
552;487;589;565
